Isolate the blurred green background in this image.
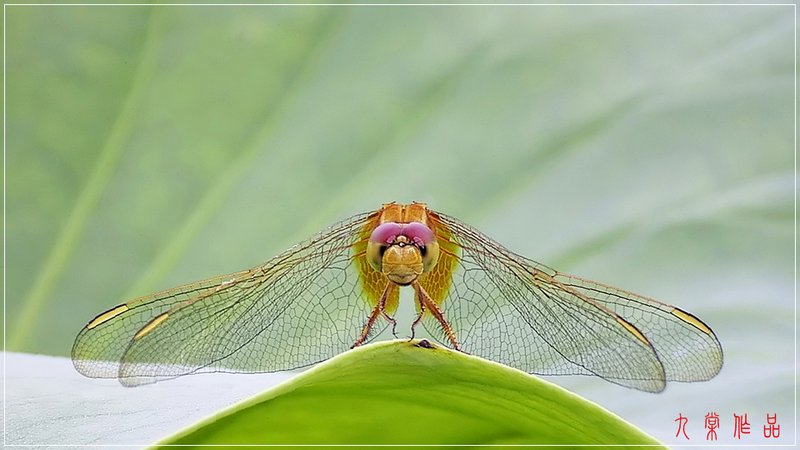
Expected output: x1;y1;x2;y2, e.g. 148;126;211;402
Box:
5;3;794;445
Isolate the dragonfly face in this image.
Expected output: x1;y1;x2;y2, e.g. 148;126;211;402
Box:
72;201;723;392
366;221;441;285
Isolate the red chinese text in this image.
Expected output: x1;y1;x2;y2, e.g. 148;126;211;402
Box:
705;412;720;441
674;413;690;440
763;413;780;439
733;413;750;440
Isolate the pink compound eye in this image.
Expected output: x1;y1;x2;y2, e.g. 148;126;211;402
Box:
402;222;436;246
369;222;403;244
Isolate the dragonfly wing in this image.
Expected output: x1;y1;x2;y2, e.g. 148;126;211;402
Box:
72;211;393;386
422;211;672;392
549;273;723;382
72;272;247;378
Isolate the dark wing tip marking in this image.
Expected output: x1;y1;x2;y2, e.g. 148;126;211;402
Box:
132;312;170;341
670;307;714;336
85;304;129;330
614;316;652;348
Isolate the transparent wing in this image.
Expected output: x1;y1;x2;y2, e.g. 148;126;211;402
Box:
421;211;722;393
548;273;723;382
72;211;389;386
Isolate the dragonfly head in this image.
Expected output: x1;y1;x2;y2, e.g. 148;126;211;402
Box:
367;221;440;286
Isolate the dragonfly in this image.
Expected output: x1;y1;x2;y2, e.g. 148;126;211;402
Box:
72;202;723;392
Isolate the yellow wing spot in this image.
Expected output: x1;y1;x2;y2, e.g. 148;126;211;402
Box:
671;308;713;335
616;317;650;347
133;313;169;341
86;305;129;330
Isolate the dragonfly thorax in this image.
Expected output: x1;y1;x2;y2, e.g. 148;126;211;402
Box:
366;221;440;285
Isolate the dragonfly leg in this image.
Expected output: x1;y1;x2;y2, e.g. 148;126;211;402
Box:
378;283;398;338
383;311;399;339
408;288;427;341
414;282;461;351
378;292;397;337
352;284;393;348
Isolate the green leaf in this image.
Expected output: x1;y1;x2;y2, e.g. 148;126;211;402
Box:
158;340;663;446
